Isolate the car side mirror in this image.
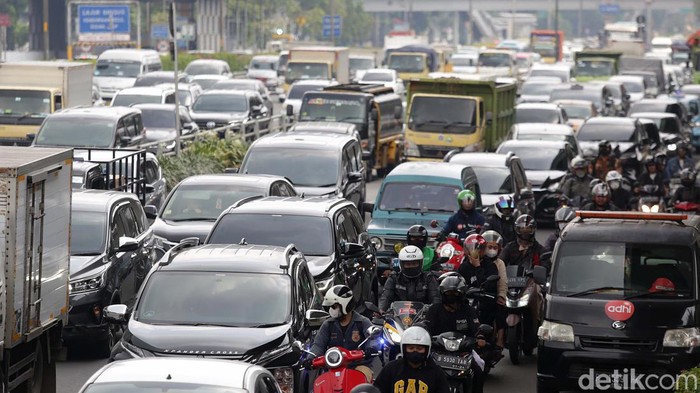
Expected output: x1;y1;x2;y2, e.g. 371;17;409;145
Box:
144;205;158;219
117;237;139;252
120;136;132;147
224;167;239;173
341;242;364;258
362;202;374;213
286;105;294;117
348;172;363;183
27;133;36;141
533;265;547;286
104;304;128;324
306;309;330;327
144;184;155;194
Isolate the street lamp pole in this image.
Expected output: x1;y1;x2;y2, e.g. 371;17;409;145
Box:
468;0;473;44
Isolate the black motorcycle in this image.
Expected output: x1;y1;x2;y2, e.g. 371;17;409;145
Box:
431;331;475;393
464;275;502;374
366;300;427;364
504;264;547;365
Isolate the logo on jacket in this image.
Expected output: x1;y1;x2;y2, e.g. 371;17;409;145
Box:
352;330;361;342
611;321;626;330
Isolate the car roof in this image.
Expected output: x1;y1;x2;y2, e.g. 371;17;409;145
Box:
635;98;677;105
163;244;296;272
249;132;354;149
388;162;471;179
610;75;645;82
582;117;637;126
53;106;140;119
447;152;511;167
132;103;183;111
523;77;561;84
199;89;250;97
291;80;336;87
629;112;677;119
516;103;559;109
251;55;279;61
223;196;349;216
86;358;254;388
176;174;285;187
115;86;174;95
563;215;700;245
188;59;227;65
71;189;139;212
513;123;574;134
191;74;230;80
290;122;356;133
498;139;569;150
552;99;594;106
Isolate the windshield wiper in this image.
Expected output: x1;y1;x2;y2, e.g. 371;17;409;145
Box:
249;323;286;328
15;112;46;122
71;252;101;257
429;208;457;213
625;289;690;300
566;286;633;297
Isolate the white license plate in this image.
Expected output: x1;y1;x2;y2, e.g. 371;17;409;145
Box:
433;353;469;371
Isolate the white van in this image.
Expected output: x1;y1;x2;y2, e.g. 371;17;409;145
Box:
93;49;162;100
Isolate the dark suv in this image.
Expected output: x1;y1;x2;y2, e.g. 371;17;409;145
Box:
107;242;325;393
190;89;270;133
205;196;377;312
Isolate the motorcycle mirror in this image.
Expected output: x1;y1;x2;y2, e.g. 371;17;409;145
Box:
367;326;382;337
365;301;380;314
372;317;384;325
291;340;304;354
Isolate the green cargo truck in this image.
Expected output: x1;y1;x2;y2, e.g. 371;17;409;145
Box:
573;50;622;81
404;74;517;160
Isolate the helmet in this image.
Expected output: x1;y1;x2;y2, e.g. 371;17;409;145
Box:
322;285;355;314
457;189;476;209
649;277;675;293
571;156;587;170
482;230;504;246
592;183;610;197
598;140;611;155
681;168;697;187
398;246;424;278
554;206;576;235
654;151;667;165
605;170;622;182
400;326;432;358
515;214;536;241
644;157;656;167
350;385;381;393
439;274;467;295
463;234;486;253
589;178;603;191
494;195;515;219
407;225;428;249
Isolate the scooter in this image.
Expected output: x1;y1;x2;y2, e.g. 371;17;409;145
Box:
431;331;476;393
365;300;427;364
504;264;547;365
671;201;700;214
464;275;503;374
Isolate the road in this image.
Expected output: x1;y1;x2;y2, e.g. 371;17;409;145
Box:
58;177;547;393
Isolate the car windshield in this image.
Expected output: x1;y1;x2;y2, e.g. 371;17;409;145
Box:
616;80;644;93
161;183;265;221
497;145;568;171
136;271;291;326
134;76;172;87
378;182;462;212
521;83;557;96
550;89;602;106
577;124;634;142
83;382;246;393
361;72;392;82
140;109;176;128
478;53;512;67
35;117;114;148
388;54;425;73
408;96;476;134
299;96;366;123
285;63;330;83
94;60;141;78
185;63;222;76
350;58;374;72
576;60;614;77
552;241;693;298
193;78;223;90
70;211;106;255
650;117;681;134
529;69;568;82
471;167;513;194
624;73;659;88
112;94;162;106
288;84;325;99
250;59;277;70
0;90;51;117
243;148;338;187
558;104;592;119
515;108;559;124
452;57;476;66
208;214;333;255
192;94;247;113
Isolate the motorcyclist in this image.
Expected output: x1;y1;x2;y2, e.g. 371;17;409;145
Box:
379;246;441;313
665;142;696;179
309;285;378;381
406;225;436;272
606;170;634;210
457;234;499;328
670;168;700;205
499;214;551;272
480;230;508;351
581;183;620;211
559;156;595;207
591;140;617;180
373;326;450;393
638;157;667;198
544;206;576;252
484;195;517;245
655;152;670;185
439;189;485;240
421;275;486;393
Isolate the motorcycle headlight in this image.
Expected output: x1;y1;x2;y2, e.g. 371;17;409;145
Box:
663;328;700;348
370;237;383;250
439;244;455;259
69;271;105;294
442;337;463;352
538;320;574;343
384;323;402;345
273;367;294;393
506;293;530;308
667;143;677;151
324;347;343;368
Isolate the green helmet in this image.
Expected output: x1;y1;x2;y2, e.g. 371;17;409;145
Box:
457;190;476;206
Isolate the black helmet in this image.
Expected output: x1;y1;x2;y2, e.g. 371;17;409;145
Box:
439;275;467;295
515;214;537;241
407;225;428;249
350;384;380;393
554;207;576;236
598;140;611;155
654;152;667;166
681;168;697;187
644;157;656;167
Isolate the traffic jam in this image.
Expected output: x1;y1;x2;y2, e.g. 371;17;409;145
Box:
3;11;700;393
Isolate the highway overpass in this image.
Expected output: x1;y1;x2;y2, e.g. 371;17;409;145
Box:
361;0;694;13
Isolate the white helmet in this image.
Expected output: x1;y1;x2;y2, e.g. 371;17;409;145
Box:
398;245;424;262
400;326;432;357
322;285;355;314
605;170;622;182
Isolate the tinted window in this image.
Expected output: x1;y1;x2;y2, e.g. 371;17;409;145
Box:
36;117;115;148
577;123;635;142
409;97;476;134
141;108;176;128
379;183;461;213
287;84;325;99
243;149;339;187
121;206;140;237
496;145;568;171
558;104;592;119
299;96;366;123
478;52;512;67
471;166;512;194
388;54;425;73
208;214;333;255
161;183;266;221
192;94;248;113
361;72;393;82
110;209;127;252
515;108;560;124
70;211;107;255
112;94;162;106
94;60;141;78
550;89;603;106
184;63;223;75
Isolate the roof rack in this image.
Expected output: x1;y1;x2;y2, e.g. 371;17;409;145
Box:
280;243;299;272
323;83;395;95
323;198;350;213
161;237;200;265
576;211;688;222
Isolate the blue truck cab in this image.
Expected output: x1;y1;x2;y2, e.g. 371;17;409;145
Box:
362;162;482;279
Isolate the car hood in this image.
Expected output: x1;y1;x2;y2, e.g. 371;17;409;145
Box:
629;92;644;103
69;255;106;281
579;141;635;157
190;112;248;122
145;128;177;142
294;185;338;197
518;94;551;103
127;320;290;355
305;255;335;277
526;170;566;187
247;70;277;79
94;76;136;90
151;217;217;244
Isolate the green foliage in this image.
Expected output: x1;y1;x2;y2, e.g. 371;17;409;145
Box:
158;135;249;187
160;53;253;73
676;367;700;392
694;72;700;84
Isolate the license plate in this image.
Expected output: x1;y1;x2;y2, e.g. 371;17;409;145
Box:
508;277;528;287
432;353;469;371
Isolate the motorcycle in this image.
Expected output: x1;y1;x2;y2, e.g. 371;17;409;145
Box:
638;184;666;213
293;326;382;393
365;301;427;364
464;275;503;374
671;201;700;214
431;331;476;393
504;264;547;365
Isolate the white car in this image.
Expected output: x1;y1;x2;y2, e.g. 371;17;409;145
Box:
110;86;176;107
451;53;478;74
282;79;338;117
358;68;405;95
79;358;283;393
246;55;281;93
349;55;376;81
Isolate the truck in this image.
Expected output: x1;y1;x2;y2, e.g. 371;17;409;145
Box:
530;30;564;63
0;61;93;146
602;21;646;56
0;146;72;392
573;50;622;81
404;75;517;161
619;56;667;94
384;44;448;82
283;46;350;92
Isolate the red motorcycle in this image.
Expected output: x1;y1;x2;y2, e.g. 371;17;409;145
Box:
672;201;700;214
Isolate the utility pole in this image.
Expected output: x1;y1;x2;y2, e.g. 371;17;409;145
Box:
43;0;49;59
645;0;653;50
510;0;516;39
554;0;559;60
330;0;335;45
468;0;473;44
169;2;181;155
578;0;583;38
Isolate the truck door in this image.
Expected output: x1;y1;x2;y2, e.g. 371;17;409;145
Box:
25;174;47;333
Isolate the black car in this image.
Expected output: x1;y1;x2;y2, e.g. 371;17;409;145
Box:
210;79;275;116
107;242;326;393
205;196;377;312
133;103;199;152
236;132;367;210
150;174;297;248
577;117;659;160
190;89;270;134
65;190;159;357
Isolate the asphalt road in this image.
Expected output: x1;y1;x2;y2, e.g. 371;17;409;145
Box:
58;177;550;393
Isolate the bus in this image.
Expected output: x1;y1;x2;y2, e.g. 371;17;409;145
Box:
530;30;564;63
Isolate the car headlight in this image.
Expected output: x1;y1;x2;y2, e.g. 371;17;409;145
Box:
538;320;574;343
439;244;455;259
369;237;383;250
69;272;105;294
121;340;145;358
273;367;294;393
663;328;700;347
315;276;334;293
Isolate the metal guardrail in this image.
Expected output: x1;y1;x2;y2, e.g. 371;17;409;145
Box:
138;113;294;156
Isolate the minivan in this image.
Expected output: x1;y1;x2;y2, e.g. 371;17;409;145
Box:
93;49;162;100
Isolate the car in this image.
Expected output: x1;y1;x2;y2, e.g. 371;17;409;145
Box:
204;196;377;307
590;80;631;116
517;77;561;104
496;140;576;222
358;69;405;96
657;92;700;123
549;83;616;117
514;103;568;125
110;86;177;107
349;55;376;81
246;55;281;92
576;117;652;159
287;122;361;143
443;152;535;217
133;71;189;87
507;123;582;156
32;106;145;149
451;52;478;74
132;103;199;152
107;242;325;393
211;78;274;115
65;190;159;357
610;75;646;103
621;70;661;97
552;99;599;133
629;112;689;154
282;80;338;117
190;74;232;90
237;132;367;209
681;84;700;96
151;174;297;248
184;59;232;77
628;98;687;123
79;358;284;393
155;82;203;108
190;89;270;133
528;63;574;82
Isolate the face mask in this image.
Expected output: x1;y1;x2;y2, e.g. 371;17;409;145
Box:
609;181;620;190
402;266;422;278
404;351;427;364
575;169;586;178
329;308;342;319
486;249;498;258
442;293;461;305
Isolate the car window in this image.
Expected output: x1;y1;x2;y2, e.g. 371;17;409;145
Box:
116;119;127;141
272;181;291;196
348;207;365;236
335;211;349;244
110;207;128;251
299;264;316;310
340;208;359;243
256;376;273;393
144;161;159;184
125;116;138;138
282;182;297;196
121;205;140;237
343;154;353;177
131;201;148;233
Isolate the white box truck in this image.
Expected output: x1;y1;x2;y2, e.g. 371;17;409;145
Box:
0;146;72;392
0;61;93;146
283;46;350;92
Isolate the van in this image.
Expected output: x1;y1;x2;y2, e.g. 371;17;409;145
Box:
538;211;700;393
93;49;162;100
